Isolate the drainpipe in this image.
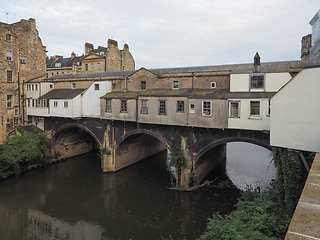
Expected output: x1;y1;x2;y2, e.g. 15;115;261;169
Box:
191;72;194;89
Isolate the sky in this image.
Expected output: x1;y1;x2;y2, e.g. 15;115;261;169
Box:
0;0;318;69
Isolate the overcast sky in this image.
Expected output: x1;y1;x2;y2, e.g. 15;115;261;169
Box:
0;0;318;69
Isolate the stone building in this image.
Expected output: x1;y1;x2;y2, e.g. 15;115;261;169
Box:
46;39;135;77
0;18;46;143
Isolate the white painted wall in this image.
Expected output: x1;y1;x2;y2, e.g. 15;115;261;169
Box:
25;83;40;99
228;99;270;131
82;81;112;118
270;67;320;152
40;82;54;96
265;72;291;92
230;74;249;92
49;98;80;118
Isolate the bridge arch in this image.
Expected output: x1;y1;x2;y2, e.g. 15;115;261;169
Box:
54;123;102;146
192;136;272;186
115;129;171;149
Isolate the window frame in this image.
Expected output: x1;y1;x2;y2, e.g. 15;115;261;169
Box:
249;100;261;118
173;80;179;89
6;50;13;61
7;70;13;82
189;103;195;114
176;100;185;113
71;83;76;89
211;82;216;89
141;81;146;90
202;101;212;117
229;101;240;118
105;99;112;112
158;100;167;115
120;99;127;113
6;34;12;42
94;84;100;90
64;101;69;108
250;74;265;90
266;99;271;117
7;95;13;108
53;101;58;108
140;99;148;114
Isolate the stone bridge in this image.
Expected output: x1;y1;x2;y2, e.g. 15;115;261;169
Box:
44;117;270;186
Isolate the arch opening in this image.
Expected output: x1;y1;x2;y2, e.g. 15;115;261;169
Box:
52;126;100;161
195;139;275;191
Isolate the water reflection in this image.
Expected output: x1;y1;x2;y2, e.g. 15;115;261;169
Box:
0;151;240;240
226;142;276;191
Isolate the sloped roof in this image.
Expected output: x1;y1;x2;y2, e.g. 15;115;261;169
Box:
46;56;82;68
40;89;86;99
101;91;140;99
45;70;135;80
227;92;276;99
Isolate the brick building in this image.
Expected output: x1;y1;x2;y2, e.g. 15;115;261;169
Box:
0;18;46;143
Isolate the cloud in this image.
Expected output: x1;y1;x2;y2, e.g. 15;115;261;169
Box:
0;0;318;69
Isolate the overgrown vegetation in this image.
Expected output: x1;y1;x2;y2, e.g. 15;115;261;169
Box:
0;132;49;180
199;148;314;240
168;143;187;186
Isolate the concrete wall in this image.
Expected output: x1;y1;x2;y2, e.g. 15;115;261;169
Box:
270;67;320;152
101;98;137;122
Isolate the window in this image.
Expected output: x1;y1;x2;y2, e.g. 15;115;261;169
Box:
15;109;19;117
71;83;76;89
91;63;94;71
105;99;111;112
177;101;184;113
250;101;260;117
267;100;271;116
250;74;264;89
141;81;146;90
189;103;195;113
7;70;13;82
46;73;48;78
97;63;101;70
20;56;26;64
64;101;68;108
6;34;11;41
229;101;240;118
85;64;88;71
211;82;216;88
6;51;12;61
54;101;58;107
94;84;99;90
173;80;179;89
50;84;53;89
141;100;148;114
55;63;62;67
202;101;212;116
159;100;166;115
7;95;13;108
112;83;116;90
121;99;127;112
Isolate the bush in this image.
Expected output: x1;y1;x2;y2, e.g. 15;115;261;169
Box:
199;148;313;240
0;132;48;179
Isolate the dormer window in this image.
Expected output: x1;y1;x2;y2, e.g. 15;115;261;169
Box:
55;63;62;67
250;74;264;89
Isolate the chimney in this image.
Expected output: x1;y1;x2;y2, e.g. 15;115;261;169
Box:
108;39;118;48
85;42;94;55
71;51;76;59
254;52;260;72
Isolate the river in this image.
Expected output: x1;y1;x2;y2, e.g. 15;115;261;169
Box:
0;141;276;240
0;150;241;240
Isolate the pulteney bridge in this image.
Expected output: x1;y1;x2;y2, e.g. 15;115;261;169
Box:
45;116;270;186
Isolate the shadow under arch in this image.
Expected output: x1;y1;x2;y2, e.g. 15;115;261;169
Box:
54;123;102;147
115;129;172;150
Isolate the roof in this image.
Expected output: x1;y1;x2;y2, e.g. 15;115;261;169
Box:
45;70;135;80
102;88;230;99
40;89;86;99
46;56;82;68
227;92;276;99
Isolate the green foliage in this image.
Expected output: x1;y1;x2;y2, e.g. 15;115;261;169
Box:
99;147;111;160
199;148;314;240
168;143;187;185
0;132;48;179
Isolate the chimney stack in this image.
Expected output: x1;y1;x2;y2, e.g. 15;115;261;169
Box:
254;52;261;72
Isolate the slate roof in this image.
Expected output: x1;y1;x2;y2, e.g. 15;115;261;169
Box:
46;56;82;68
226;92;276;99
101;91;140;99
40;89;86;99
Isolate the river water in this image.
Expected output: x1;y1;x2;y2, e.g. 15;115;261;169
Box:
0;150;241;240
